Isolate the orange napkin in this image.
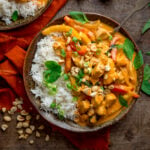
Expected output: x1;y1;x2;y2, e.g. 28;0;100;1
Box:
0;1;110;149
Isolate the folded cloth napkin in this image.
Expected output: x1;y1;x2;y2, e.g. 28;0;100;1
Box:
0;0;110;149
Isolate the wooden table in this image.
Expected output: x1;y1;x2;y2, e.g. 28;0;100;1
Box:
1;0;150;149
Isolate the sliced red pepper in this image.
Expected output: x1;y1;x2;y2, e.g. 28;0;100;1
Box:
110;37;120;45
64;16;74;25
111;85;140;98
111;48;117;61
111;85;127;94
78;45;87;55
69;42;76;51
65;45;72;73
132;92;140;98
110;37;120;61
69;42;87;56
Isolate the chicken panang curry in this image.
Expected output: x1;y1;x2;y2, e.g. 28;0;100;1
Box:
41;12;140;127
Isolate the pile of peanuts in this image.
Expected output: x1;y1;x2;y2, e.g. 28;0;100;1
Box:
0;97;50;145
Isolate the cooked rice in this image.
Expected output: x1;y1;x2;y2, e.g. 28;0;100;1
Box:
0;0;43;24
31;34;77;120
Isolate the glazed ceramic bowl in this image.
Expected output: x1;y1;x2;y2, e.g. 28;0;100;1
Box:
23;13;143;132
0;0;52;31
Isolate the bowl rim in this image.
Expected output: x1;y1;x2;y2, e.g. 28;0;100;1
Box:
0;0;53;31
23;12;144;133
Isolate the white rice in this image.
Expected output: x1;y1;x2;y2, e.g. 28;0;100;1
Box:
0;0;43;24
30;34;77;120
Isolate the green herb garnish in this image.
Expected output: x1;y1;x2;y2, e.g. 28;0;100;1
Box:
66;82;72;90
78;69;84;78
43;61;61;83
109;35;113;40
116;44;123;49
75;69;84;85
73;51;79;56
66;82;78;91
100;86;104;91
142;19;150;34
82;80;92;87
87;68;92;74
134;50;144;70
72;37;79;43
66;28;73;36
119;95;128;107
60;49;66;58
44;83;57;95
72;97;78;102
50;102;57;109
58;109;64;120
12;10;18;21
55;105;64;120
64;73;69;81
122;38;134;60
69;11;89;24
84;62;89;67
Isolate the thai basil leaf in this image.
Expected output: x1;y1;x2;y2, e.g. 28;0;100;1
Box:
50;102;57;109
141;80;150;95
12;10;18;21
119;95;128;107
61;49;66;58
143;64;150;81
134;50;144;69
123;38;134;60
142;19;150;34
43;61;61;83
69;11;89;24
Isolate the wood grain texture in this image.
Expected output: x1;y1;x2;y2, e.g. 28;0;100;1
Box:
1;0;150;150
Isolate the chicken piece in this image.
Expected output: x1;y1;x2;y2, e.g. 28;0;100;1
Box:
80;114;89;122
88;109;95;116
78;100;90;114
105;93;117;108
92;94;104;106
72;55;84;68
91;60;105;78
96;105;107;116
90;115;97;124
116;50;128;67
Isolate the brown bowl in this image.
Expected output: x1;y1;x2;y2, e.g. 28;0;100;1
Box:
0;0;52;31
23;13;144;132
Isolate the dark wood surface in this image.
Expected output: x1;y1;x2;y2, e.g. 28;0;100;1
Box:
1;0;150;149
